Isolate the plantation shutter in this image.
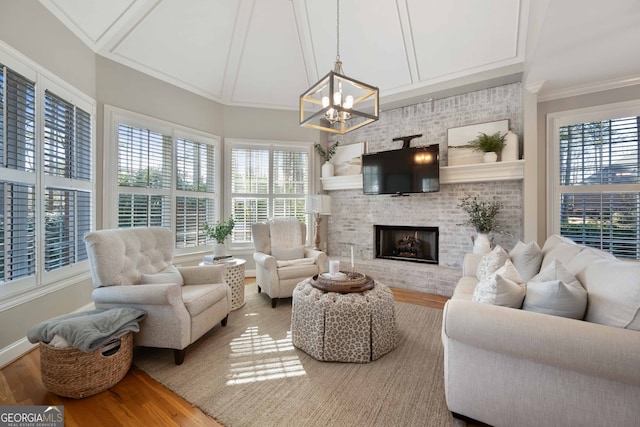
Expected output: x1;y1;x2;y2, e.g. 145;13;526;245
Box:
558;116;640;258
117;124;172;227
175;138;216;248
0;65;37;283
228;142;310;245
272;149;308;220
230;147;270;243
43;90;93;271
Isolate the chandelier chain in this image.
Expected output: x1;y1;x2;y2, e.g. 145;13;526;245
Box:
336;0;340;61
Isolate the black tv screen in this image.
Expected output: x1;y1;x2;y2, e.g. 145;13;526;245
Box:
362;144;440;195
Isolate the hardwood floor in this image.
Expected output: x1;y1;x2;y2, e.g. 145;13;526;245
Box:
1;280;458;427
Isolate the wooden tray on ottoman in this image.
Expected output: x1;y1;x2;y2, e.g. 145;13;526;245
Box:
310;271;374;293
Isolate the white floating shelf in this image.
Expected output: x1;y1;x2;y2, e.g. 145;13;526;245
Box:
440;160;524;184
320;160;524;190
320;174;363;190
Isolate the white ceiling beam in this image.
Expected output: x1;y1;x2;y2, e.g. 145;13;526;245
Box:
221;0;255;103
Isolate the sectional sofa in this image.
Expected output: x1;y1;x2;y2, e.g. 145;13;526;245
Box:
442;235;640;427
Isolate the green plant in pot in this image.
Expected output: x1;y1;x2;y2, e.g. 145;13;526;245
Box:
457;195;503;254
204;217;235;257
468;131;506;163
314;141;340;177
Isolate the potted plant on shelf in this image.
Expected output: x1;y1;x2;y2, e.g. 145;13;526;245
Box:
314;141;340;177
457;195;503;254
468;131;506;163
204;217;235;257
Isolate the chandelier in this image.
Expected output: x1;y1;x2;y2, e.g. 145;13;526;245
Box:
299;0;379;135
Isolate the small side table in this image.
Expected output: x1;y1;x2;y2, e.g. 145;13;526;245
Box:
200;258;246;310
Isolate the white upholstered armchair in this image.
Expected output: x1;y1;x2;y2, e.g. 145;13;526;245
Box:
252;218;327;308
84;227;232;365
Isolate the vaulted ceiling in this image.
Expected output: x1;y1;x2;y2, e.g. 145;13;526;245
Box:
39;0;640;110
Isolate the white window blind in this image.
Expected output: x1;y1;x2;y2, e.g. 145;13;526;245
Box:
0;66;37;285
557;115;640;259
43;90;93;271
0;57;95;298
228;141;310;245
117;124;172;228
112;112;221;250
175;138;216;248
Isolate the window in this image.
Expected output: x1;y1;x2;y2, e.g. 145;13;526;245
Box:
0;54;94;301
107;106;220;251
226;139;310;247
549;101;640;259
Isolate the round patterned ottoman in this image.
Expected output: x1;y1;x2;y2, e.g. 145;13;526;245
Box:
291;278;397;363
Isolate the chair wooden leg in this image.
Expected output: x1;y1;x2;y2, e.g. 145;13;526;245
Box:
221;314;229;327
174;349;186;365
271;298;278;308
257;285;262;293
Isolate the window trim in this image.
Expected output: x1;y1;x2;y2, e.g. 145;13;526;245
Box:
547;99;640;243
103;105;222;256
0;42;96;305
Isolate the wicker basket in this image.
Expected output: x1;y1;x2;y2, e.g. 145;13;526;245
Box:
39;332;133;399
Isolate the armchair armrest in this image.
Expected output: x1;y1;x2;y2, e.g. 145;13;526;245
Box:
254;251;277;270
177;264;227;285
443;299;640;386
304;248;328;272
92;283;183;306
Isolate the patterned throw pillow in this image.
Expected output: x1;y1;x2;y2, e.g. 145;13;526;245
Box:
472;259;526;308
476;245;510;281
523;259;587;319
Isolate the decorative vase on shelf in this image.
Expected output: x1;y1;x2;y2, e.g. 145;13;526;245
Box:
502;131;519;162
471;232;492;254
483;152;498;163
213;242;227;258
321;161;334;178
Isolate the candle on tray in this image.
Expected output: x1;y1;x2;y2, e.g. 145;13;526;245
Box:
329;260;340;274
350;246;354;270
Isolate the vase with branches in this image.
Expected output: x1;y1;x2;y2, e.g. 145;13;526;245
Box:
457;195;503;254
314;141;340;177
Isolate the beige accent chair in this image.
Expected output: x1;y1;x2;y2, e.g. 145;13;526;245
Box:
252;218;327;308
84;227;232;365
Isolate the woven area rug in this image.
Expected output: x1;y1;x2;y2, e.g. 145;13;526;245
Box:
134;283;464;427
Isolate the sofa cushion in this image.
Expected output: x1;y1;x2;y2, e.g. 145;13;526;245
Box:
509;240;543;282
523;259;587;319
476;245;510;281
472;259;525;307
540;234;584;270
140;265;184;285
569;250;640;330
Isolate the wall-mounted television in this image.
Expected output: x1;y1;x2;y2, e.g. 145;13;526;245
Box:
362;144;440;195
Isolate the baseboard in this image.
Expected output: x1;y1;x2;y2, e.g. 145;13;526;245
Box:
0;337;38;368
0;301;96;368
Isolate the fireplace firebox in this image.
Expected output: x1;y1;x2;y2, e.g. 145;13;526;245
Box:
374;225;438;264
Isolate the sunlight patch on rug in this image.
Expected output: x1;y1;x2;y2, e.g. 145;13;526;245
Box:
227;325;306;385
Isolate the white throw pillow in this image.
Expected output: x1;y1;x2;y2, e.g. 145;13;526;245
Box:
573;256;640;330
140;265;184;285
523;259;586;319
476;245;509;281
472;259;525;308
272;245;305;261
509;240;543;282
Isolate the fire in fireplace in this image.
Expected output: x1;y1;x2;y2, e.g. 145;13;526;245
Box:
374;225;439;264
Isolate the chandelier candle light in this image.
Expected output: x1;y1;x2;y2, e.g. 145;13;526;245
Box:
299;0;379;134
